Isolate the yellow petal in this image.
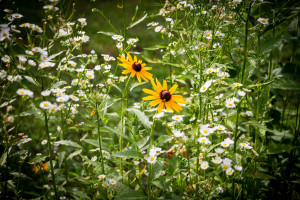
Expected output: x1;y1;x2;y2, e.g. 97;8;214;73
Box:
169;84;178;94
163;80;167;90
143;88;158;96
142;95;159;100
149;99;162;106
127;52;133;63
134;56;137;62
156;78;163;91
158;102;164;113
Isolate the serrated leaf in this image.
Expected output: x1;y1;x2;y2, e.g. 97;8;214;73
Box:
55;140;83;149
102;126;132;143
265;143;296;154
112;150;143;159
127;108;151;129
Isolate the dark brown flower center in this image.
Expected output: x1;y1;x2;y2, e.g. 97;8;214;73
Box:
132;62;142;72
160;90;171;102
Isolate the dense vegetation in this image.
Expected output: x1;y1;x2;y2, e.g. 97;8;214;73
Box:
0;0;300;199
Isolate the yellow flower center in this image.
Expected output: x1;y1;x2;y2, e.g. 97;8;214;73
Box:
203;130;208;134
223;165;228;169
261;19;266;23
150;157;154;161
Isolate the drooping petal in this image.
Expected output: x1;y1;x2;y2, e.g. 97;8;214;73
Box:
164;101;174;112
169;100;183;112
136;73;141;83
131;70;136;77
122;69;132;74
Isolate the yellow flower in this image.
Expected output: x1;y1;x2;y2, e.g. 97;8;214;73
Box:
118;53;153;83
142;79;186;113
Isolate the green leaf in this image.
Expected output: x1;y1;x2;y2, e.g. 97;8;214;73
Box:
130;82;147;92
71;188;91;200
0;98;16;108
127;13;147;29
58;152;66;167
51;80;67;89
67;149;82;160
55;140;83;149
136;136;150;149
268;79;300;90
28;155;48;164
10;172;32;180
150;162;163;180
261;35;283;55
102;126;132;143
112;150;144;159
265;143;296;154
115;190;145;200
155;135;173;147
127;108;151;129
23;75;40;86
48;50;66;61
83;139;99;147
97;31;116;37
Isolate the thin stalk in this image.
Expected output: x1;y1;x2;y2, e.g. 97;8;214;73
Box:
241;2;251;83
120;77;131;180
122;0;126;48
96;101;105;173
45;113;58;200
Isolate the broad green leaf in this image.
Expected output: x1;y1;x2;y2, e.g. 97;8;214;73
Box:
112;150;144;159
55;140;83;149
102;126;132;143
155;135;173;147
127;108;151;129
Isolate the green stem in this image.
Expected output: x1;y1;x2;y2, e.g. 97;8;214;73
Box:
96;101;105;174
45;112;58;199
241;2;251;83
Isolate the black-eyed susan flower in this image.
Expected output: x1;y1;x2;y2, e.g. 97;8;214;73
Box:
142;79;186;113
118;53;153;83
